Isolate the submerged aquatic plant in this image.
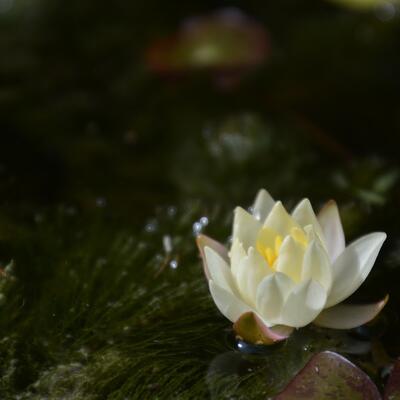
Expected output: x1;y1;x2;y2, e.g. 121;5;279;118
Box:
197;189;388;345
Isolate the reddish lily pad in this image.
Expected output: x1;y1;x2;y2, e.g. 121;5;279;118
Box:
384;358;400;400
275;351;381;400
146;8;269;75
233;312;293;345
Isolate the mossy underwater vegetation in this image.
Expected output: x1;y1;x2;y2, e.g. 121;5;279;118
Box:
1;1;400;399
0;122;399;399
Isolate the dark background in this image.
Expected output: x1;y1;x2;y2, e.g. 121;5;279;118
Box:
1;0;399;222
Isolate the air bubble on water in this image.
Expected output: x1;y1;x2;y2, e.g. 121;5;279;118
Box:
237;341;245;350
145;219;158;233
200;216;208;226
192;216;209;236
192;222;203;235
169;259;178;269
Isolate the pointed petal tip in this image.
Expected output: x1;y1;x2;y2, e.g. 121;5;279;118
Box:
314;294;389;330
196;234;228;280
233;311;293;345
319;199;337;212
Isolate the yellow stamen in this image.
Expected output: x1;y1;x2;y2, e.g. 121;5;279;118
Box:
265;248;275;266
275;235;283;255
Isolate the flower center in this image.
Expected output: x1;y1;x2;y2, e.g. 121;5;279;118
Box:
256;227;308;269
257;235;283;268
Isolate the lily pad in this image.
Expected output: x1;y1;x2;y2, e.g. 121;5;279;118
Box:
275;351;381;400
384;358;400;400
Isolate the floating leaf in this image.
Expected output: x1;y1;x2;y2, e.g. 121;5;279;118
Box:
146;8;269;74
384;358;400;400
275;351;381;400
233;311;293;345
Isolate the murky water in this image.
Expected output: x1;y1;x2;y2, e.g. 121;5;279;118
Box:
0;1;399;399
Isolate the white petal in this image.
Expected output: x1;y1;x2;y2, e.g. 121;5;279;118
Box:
234;247;272;307
196;234;228;280
256;226;279;256
252;189;275;222
325;232;386;308
302;240;332;291
256;272;294;323
209;280;252;322
314;295;389;329
280;280;327;328
204;247;237;295
292;199;325;245
318;200;345;262
233;207;262;250
263;201;300;237
275;236;305;283
230;238;246;277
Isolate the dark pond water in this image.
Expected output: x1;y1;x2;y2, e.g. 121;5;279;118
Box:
0;1;399;398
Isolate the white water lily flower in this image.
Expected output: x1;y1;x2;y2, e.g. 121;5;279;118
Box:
197;189;388;344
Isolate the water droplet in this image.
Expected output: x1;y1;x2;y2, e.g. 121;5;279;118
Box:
192;221;203;235
200;216;209;226
145;219;158;233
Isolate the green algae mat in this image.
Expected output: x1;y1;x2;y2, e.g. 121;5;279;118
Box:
1;1;400;399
